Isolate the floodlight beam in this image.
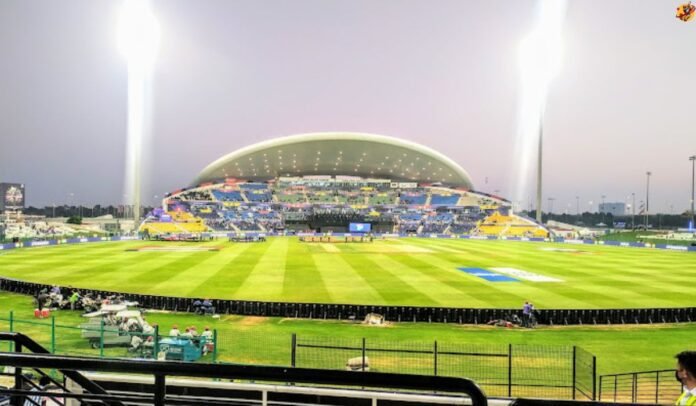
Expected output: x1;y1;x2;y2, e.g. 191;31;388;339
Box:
117;0;160;226
515;1;567;223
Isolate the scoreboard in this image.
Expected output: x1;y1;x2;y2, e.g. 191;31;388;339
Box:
0;183;25;212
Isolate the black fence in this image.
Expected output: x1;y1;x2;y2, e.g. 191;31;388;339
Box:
0;332;488;406
598;369;681;404
2;277;695;325
291;335;596;400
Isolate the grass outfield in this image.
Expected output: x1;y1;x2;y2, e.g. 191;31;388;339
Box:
0;292;693;376
0;237;694;308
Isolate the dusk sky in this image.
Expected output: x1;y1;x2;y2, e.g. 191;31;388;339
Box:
1;0;695;213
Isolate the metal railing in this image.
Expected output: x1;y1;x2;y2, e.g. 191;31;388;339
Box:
0;332;488;406
598;369;681;404
290;335;596;400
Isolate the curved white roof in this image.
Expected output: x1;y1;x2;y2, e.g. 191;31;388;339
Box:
194;132;474;189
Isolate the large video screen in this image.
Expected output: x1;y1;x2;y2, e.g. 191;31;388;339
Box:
349;222;371;233
0;183;25;211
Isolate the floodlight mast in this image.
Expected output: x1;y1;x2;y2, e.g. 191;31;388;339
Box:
518;1;566;224
645;171;651;228
690;155;695;229
117;0;160;226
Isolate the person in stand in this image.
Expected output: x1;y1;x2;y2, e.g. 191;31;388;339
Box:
23;375;51;406
181;327;193;339
201;326;214;355
169;324;180;337
676;351;696;405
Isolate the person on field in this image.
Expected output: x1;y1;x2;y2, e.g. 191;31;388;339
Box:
675;351;696;405
193;299;202;315
36;290;48;317
202;299;215;315
68;290;80;311
521;301;532;328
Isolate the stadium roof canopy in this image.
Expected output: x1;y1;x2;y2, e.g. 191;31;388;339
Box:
195;132;474;189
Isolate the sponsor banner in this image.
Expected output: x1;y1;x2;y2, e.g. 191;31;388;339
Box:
553;238;566;243
26;240;57;247
66;238;81;244
0;243;15;250
629;242;646;248
458;267;519;282
529;237;546;242
487;236;497;240
506;237;522;241
469;236;488;240
689;246;696;252
437;234;451;238
490;267;563;282
458;235;471;239
655;244;688;251
604;240;621;246
564;239;584;245
583;240;595;244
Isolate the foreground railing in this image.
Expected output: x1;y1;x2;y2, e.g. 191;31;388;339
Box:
0;332;488;406
598;369;680;404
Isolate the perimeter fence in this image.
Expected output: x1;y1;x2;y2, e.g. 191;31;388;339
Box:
214;331;596;400
3;276;695;325
599;369;681;404
0;312;596;400
0;312;218;362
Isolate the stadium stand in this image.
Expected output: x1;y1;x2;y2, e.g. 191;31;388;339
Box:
145;178;547;237
140;134;546;237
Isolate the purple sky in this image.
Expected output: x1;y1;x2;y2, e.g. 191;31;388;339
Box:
1;0;695;213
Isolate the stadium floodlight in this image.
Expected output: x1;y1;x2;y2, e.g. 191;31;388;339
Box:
117;0;160;72
517;0;567;223
645;171;651;228
117;0;160;225
690;155;696;230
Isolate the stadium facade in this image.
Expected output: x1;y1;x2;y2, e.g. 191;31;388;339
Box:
141;132;547;237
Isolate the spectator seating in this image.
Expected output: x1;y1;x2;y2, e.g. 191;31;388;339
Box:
212;189;244;202
399;191;427;205
154;180;548;237
430;193;460;206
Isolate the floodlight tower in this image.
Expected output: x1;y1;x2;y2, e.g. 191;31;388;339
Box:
117;0;160;226
690;155;695;229
645;171;651;228
518;1;567;224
